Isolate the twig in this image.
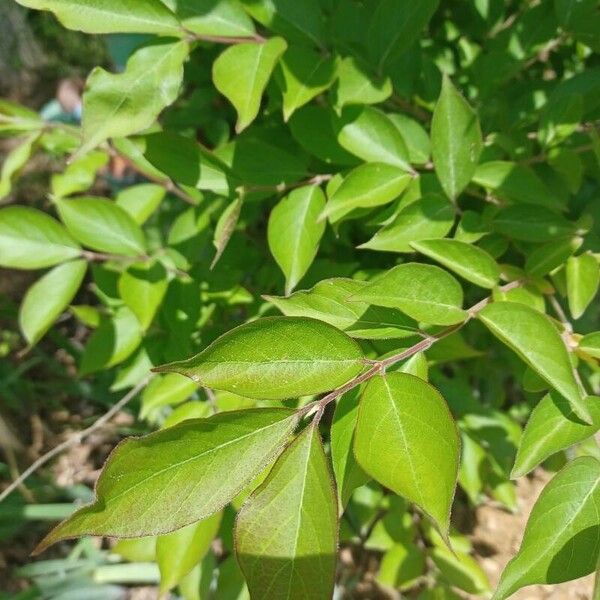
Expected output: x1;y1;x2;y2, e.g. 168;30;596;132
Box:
0;376;152;503
184;31;267;45
241;173;334;195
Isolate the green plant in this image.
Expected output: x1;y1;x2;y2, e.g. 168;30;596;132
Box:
1;0;600;598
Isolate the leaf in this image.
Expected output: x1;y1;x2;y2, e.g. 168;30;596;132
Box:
211;196;243;269
277;46;336;121
56;197;146;257
141;373;198;419
19;260;87;346
80;40;189;154
14;0;181;35
367;0;439;69
493;457;600;600
235;424;338;600
525;237;583;277
265;277;418;339
377;542;425;590
579;332;600;360
350;263;466;326
555;0;600;51
335;107;412;171
115;183;165;224
354;373;460;536
268;185;326;295
35;408;298;552
360;193;455;252
410;239;500;288
388;113;431;165
512;393;600;479
321;163;411;224
566;253;599;319
431;76;483;200
157;511;222;592
431;548;490;594
492;205;577;242
212;38;287;133
0;133;40;200
165;0;255;36
50;151;109;199
331;390;369;510
334;56;392;109
0;206;81;269
154;316;365;400
478;302;591;424
119;261;169;330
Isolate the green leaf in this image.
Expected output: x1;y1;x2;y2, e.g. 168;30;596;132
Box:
331;390;369;510
579;332;600;360
321;163;411;224
377;542;425;590
431;76;483;200
431;548;490;594
212;38;287;133
56;197;146;257
492;205;577;242
525;237;583;277
350;263;466;326
267;185;326;295
360;193;455;252
164;0;255;36
265;277;418;339
493;457;600;600
119;261;169;330
512;393;600;479
555;0;600;51
235;424;338;600
367;0;439;70
154;317;365;400
115;184;165;224
211;196;243;269
19;260;87;346
140;374;198;419
14;0;182;35
388;113;431;165
478;302;591;424
539;92;583;147
566;253;599;319
333;56;392;109
80;40;189;154
354;373;460;536
50;151;109;199
277;46;336;121
35;408;298;552
157;511;222;592
410;239;500;288
335;107;412;171
0;206;81;269
0;133;40;200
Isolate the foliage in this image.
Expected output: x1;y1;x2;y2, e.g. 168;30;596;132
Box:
1;0;600;598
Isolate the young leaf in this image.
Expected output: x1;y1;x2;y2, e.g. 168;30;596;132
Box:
431;76;483;200
492;205;577;242
566;253;599;319
212;37;287;133
493;457;600;600
360;193;455;252
80;40;189;154
56;197;146;257
267;185;326;295
50;151;109;199
512;393;600;479
410;239;500;288
156;511;222;592
19;260;87;346
169;0;255;37
140;373;198;419
265;278;418;339
14;0;182;35
321;163;411;224
35;408;298;552
235;424;338;600
0;133;40;200
0;206;81;269
154;317;365;400
115;183;166;224
354;373;460;536
350;263;466;326
478;302;591;424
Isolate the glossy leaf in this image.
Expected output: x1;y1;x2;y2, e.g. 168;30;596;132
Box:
115;183;165;224
493;457;600;600
35;408;298;551
525;237;583;277
431;77;483;200
354;373;460;536
212;37;287;132
166;0;255;37
0;206;81;269
235;424;338;600
334;56;392;108
410;239;500;288
492;205;577;242
566;253;599;319
350;263;466;326
154;317;365;400
268;185;326;295
388;113;431;165
478;302;591;423
19;260;87;346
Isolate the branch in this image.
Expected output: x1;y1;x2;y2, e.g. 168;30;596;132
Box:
0;376;152;503
241;173;334;195
184;31;267;45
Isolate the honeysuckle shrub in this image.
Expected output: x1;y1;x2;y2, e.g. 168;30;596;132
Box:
1;0;600;598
